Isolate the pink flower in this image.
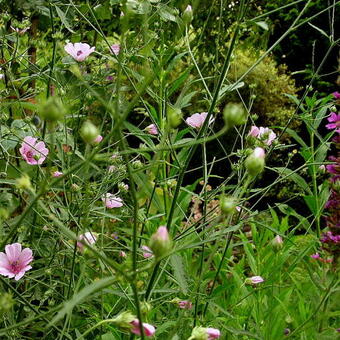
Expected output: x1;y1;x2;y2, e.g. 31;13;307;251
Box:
111;44;120;56
145;124;158;135
206;328;221;339
108;165;116;173
93;135;103;144
326;112;340;133
311;253;320;259
119;251;127;258
130;319;155;337
77;232;97;252
142;246;153;258
186;112;213;129
0;243;33;280
154;226;169;241
247;275;264;284
248;126;276;145
332;91;340;99
64;42;95;62
102;193;123;208
52;171;63;178
178;300;193;309
19;136;49;165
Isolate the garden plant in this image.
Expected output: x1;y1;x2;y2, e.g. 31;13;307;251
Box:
0;0;339;339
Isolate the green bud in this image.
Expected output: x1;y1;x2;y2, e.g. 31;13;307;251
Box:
223;103;247;128
140;301;152;314
112;311;136;329
80;121;99;144
0;208;9;220
271;235;283;252
245;147;265;177
188;326;208;340
220;196;237;215
39;96;66;122
149;226;172;258
15;174;32;190
168;107;182;128
132;160;143;169
182;5;193;25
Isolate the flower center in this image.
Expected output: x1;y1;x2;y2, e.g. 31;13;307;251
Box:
77;50;83;56
10;261;20;274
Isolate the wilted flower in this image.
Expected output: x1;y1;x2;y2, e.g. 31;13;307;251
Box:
0;243;33;280
102;193;123;209
77;232;97;252
178;300;193;309
142;246;153;258
186;112;213;129
145;124;158;135
19;136;49;165
130;319;155;337
246;276;264;285
325;112;340;133
111;44;120;55
108;165;117;173
52;171;63;178
64;42;95;62
248;126;276;146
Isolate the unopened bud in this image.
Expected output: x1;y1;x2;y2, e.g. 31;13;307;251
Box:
272;235;283;251
80;121;99;143
140;301;152;314
223;103;247;128
182;5;193;24
112;311;136;329
149;226;172;258
39;96;66;122
15;174;32;190
220;196;237;215
168;107;182;128
245;147;265;176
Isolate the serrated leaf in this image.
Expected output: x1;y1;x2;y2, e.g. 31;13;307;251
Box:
170;254;188;294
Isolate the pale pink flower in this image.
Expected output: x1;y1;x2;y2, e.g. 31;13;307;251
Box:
130;319;155;337
154;226;169;241
64;42;95;62
206;328;221;339
77;232;97;252
253;147;265;159
93;135;103;144
0;243;33;280
247;275;264;284
142;246;153;258
178;300;193;309
119;251;127;258
186;112;213;129
145;124;158;135
52;171;63;178
248;126;276;145
102;193;123;208
19;136;49;165
108;165;116;173
111;44;120;56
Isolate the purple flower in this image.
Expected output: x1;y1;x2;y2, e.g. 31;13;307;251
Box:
332;91;340;99
325;112;340;133
310;253;320;259
0;243;33;280
19;136;49;165
64;42;95;62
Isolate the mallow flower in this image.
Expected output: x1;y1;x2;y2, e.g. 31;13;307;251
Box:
130;319;155;337
248;126;276;146
64;42;95;62
186;112;214;129
0;243;33;280
102;193;123;208
19;136;49;165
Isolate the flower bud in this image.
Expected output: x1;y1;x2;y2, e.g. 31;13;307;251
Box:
245;275;264;285
140;301;152;314
149;226;172;258
80;121;99;144
112;311;136;329
182;5;193;25
245;147;265;177
188;326;221;340
168;107;182;128
39;96;66;122
223;103;247;128
271;235;283;251
220;196;237;215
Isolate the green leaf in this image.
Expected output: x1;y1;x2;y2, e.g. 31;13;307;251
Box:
272;167;312;195
55;6;75;33
170;254;188;294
